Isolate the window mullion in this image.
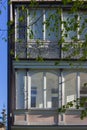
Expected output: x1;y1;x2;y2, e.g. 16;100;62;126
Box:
43;9;45;41
76;72;80;99
77;13;80;40
27;70;31;109
61;9;63;59
43;72;46;108
61;71;65;106
27;9;29;42
15;70;17;109
24;74;27;109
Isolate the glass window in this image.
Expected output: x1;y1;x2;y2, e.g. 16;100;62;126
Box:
18;8;27;41
31;72;44;108
45;9;59;41
16;70;26;109
30;71;58;108
52;97;58;108
63;12;77;42
64;72;77;106
46;72;58;108
79;12;87;40
28;9;43;40
16;8;60;42
80;72;87;90
31;87;37;107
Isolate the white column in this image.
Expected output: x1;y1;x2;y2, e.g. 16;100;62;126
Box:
24;76;27;109
61;72;65;106
27;70;31;108
77;13;80;40
58;71;65;125
61;9;64;58
43;72;46;108
15;70;17;109
76;72;80;99
43;10;46;40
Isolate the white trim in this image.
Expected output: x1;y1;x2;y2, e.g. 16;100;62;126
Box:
43;9;45;40
76;72;80;99
77;12;80;40
58;74;62;108
27;70;31;109
24;76;27;109
27;9;29;42
61;72;65;106
15;71;18;109
43;72;47;108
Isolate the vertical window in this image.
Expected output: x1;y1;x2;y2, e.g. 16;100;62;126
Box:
31;72;43;108
31;87;37;107
45;9;59;41
51;88;58;108
52;97;58;108
80;72;87;90
18;8;27;41
16;70;26;109
28;9;43;40
79;12;87;40
46;72;58;108
63;12;77;42
64;72;77;106
63;11;87;41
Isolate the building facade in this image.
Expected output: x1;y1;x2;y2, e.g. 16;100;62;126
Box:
8;0;87;130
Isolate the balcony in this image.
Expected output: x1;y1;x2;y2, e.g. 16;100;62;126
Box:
15;41;60;59
13;109;59;126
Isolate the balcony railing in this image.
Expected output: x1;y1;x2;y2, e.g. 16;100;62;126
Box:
15;41;60;59
13;109;58;125
15;41;86;60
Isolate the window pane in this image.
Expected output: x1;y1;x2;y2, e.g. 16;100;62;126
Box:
45;9;59;41
64;72;76;106
80;72;87;90
16;70;26;109
31;96;36;107
31;72;43;108
63;12;77;41
79;12;87;40
31;87;37;107
29;9;43;40
18;8;27;41
46;72;58;108
52;97;58;108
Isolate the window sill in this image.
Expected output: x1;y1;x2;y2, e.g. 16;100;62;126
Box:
14;108;58;112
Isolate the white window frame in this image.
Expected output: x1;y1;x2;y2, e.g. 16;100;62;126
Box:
62;71;81;109
15;7;60;44
15;69;87;110
27;70;59;109
62;10;87;42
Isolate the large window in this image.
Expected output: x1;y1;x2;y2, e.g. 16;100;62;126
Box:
15;70;59;109
62;11;87;42
15;7;87;42
30;71;59;108
15;7;60;42
15;70;87;109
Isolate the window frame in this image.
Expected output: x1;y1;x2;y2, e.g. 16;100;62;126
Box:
15;6;60;44
15;69;87;110
62;10;87;42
